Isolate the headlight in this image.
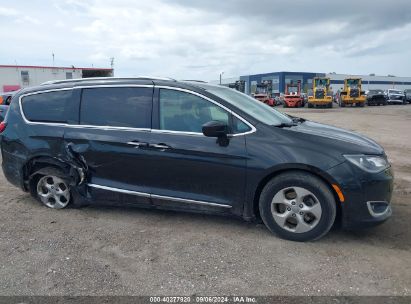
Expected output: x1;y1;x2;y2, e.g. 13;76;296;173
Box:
344;154;389;173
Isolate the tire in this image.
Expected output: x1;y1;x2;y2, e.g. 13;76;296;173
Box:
308;103;313;108
30;167;73;209
328;102;333;108
359;102;365;107
340;102;345;107
259;171;336;242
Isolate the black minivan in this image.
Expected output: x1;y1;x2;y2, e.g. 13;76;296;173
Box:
0;77;393;241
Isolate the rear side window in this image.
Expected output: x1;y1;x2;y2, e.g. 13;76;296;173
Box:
21;90;75;123
80;87;152;128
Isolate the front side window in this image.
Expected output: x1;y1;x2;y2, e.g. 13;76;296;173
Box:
22;90;75;123
159;89;230;133
80;87;152;128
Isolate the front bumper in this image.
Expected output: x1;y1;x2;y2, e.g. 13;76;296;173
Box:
285;98;302;107
341;96;366;104
308;98;332;105
327;161;393;229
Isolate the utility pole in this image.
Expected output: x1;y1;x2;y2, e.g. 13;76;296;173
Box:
219;71;224;85
110;57;114;76
52;53;55;67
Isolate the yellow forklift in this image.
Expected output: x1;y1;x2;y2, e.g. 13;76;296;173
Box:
339;77;366;107
308;77;333;108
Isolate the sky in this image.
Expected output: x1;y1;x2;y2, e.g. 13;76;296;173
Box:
1;0;411;80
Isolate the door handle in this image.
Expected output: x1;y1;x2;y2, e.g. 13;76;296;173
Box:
149;143;171;150
126;141;148;148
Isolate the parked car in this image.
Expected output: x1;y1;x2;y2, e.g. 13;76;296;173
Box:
366;89;387;106
0;77;393;241
385;89;405;104
0;105;8;122
404;89;411;104
0;91;17;105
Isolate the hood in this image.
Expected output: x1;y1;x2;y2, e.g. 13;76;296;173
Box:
288;120;384;155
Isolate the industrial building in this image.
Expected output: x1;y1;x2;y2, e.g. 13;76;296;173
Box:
214;72;411;95
0;64;114;92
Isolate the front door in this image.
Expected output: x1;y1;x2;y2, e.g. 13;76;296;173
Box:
147;87;250;214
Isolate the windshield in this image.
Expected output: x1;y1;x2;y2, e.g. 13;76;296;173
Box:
196;84;292;126
255;86;268;94
390;90;402;94
369;90;383;94
314;78;328;87
346;79;359;88
287;86;298;93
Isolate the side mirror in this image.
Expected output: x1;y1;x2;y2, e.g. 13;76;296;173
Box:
202;120;229;138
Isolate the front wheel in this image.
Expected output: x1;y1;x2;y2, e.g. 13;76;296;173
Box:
259;172;336;241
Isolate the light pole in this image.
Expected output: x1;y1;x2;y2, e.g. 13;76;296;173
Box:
219;71;224;85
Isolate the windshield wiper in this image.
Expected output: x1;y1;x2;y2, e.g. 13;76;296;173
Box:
291;117;306;123
274;122;298;128
287;115;306;123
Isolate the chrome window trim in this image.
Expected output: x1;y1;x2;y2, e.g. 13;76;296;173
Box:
18;84;257;137
88;183;232;209
155;86;257;137
19;85;153;132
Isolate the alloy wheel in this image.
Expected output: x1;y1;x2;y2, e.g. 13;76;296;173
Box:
36;175;71;209
271;186;322;233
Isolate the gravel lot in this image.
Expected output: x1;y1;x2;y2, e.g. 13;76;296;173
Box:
0;105;410;296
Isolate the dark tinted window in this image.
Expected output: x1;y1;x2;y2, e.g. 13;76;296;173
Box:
159;89;229;133
232;116;251;134
80;87;152;128
22;90;74;123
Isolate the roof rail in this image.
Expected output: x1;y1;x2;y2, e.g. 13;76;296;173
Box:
181;80;208;83
40;76;177;85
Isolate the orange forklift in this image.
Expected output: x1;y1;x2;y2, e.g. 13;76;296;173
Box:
252;80;276;106
283;80;304;108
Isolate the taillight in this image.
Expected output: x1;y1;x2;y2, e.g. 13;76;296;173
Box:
0;121;7;133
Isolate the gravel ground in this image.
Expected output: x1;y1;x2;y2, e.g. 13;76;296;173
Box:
0;104;410;296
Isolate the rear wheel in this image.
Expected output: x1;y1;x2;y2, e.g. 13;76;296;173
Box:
259;172;336;241
30;167;72;209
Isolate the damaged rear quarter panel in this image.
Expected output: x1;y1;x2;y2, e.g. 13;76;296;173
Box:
1;88;85;191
